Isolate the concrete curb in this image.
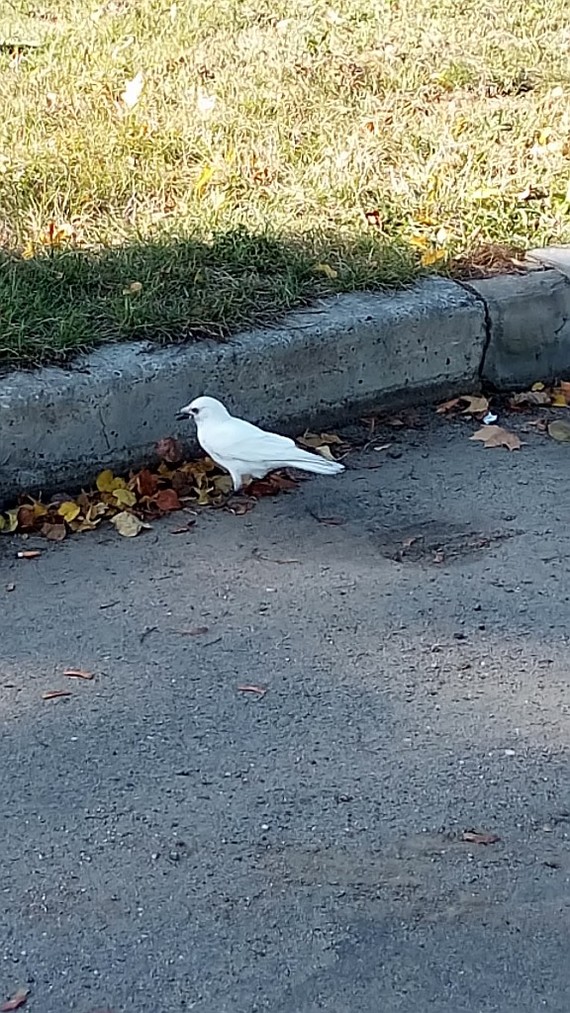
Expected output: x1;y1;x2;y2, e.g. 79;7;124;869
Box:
1;247;570;501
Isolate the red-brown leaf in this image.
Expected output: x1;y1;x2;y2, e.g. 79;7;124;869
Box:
16;550;42;559
237;684;267;697
135;468;159;497
42;521;67;541
63;669;94;680
153;488;182;513
1;988;30;1012
42;690;73;700
461;830;500;846
16;506;37;531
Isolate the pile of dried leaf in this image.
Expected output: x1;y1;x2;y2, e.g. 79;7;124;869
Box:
0;432;347;540
437;382;570;449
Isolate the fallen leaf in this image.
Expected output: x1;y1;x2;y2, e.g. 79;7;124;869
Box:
156;437;185;464
122;281;142;296
1;988;30;1011
460;395;489;415
226;500;253;515
110;511;146;537
212;474;233;495
194;164;214;196
16;505;38;531
1;510;20;534
510;390;551;407
63;669;94;680
113;487;137;508
174;626;209;636
154;488;182;512
5;583;15;592
170;521;196;534
16;550;41;559
420;247;447;267
134;468;159;497
121;70;144;110
237;685;267;697
550;381;570;406
298;431;344;449
58;501;81;523
42;690;72;700
470;425;521;451
315;444;336;461
436;394;489;415
96;469;117;493
314;262;338;279
548;419;570;442
42;521;67;541
436;397;461;414
461;830;500;846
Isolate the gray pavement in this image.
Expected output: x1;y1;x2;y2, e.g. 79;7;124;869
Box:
1;407;570;1013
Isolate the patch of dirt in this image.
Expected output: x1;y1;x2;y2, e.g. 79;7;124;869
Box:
373;521;520;564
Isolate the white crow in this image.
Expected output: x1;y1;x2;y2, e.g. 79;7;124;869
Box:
177;395;345;492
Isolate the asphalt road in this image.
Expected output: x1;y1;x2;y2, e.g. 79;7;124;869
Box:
1;407;570;1013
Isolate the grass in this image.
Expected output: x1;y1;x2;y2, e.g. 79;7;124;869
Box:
1;0;570;367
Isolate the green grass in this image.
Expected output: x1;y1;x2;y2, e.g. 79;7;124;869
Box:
1;0;570;366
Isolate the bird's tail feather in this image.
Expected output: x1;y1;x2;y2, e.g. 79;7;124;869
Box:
284;449;345;476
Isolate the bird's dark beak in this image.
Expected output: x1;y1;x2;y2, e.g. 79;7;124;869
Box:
176;410;189;421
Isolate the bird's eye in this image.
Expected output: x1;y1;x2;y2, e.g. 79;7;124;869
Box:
190;407;198;415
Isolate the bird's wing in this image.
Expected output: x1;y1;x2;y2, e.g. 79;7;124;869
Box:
205;417;298;465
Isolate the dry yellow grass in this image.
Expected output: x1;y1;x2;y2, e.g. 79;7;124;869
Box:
1;0;570;364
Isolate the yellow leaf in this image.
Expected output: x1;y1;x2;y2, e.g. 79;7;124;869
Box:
58;501;81;523
21;241;35;260
409;233;430;249
548;419;570;442
0;509;19;533
121;70;144;110
551;392;568;407
194;165;214;196
314;263;338;279
96;469;115;492
0;515;4;531
531;381;545;391
113;487;137;507
421;247;447;267
32;500;48;519
110;511;148;537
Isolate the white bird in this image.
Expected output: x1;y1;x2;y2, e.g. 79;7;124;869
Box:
177;395;345;492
